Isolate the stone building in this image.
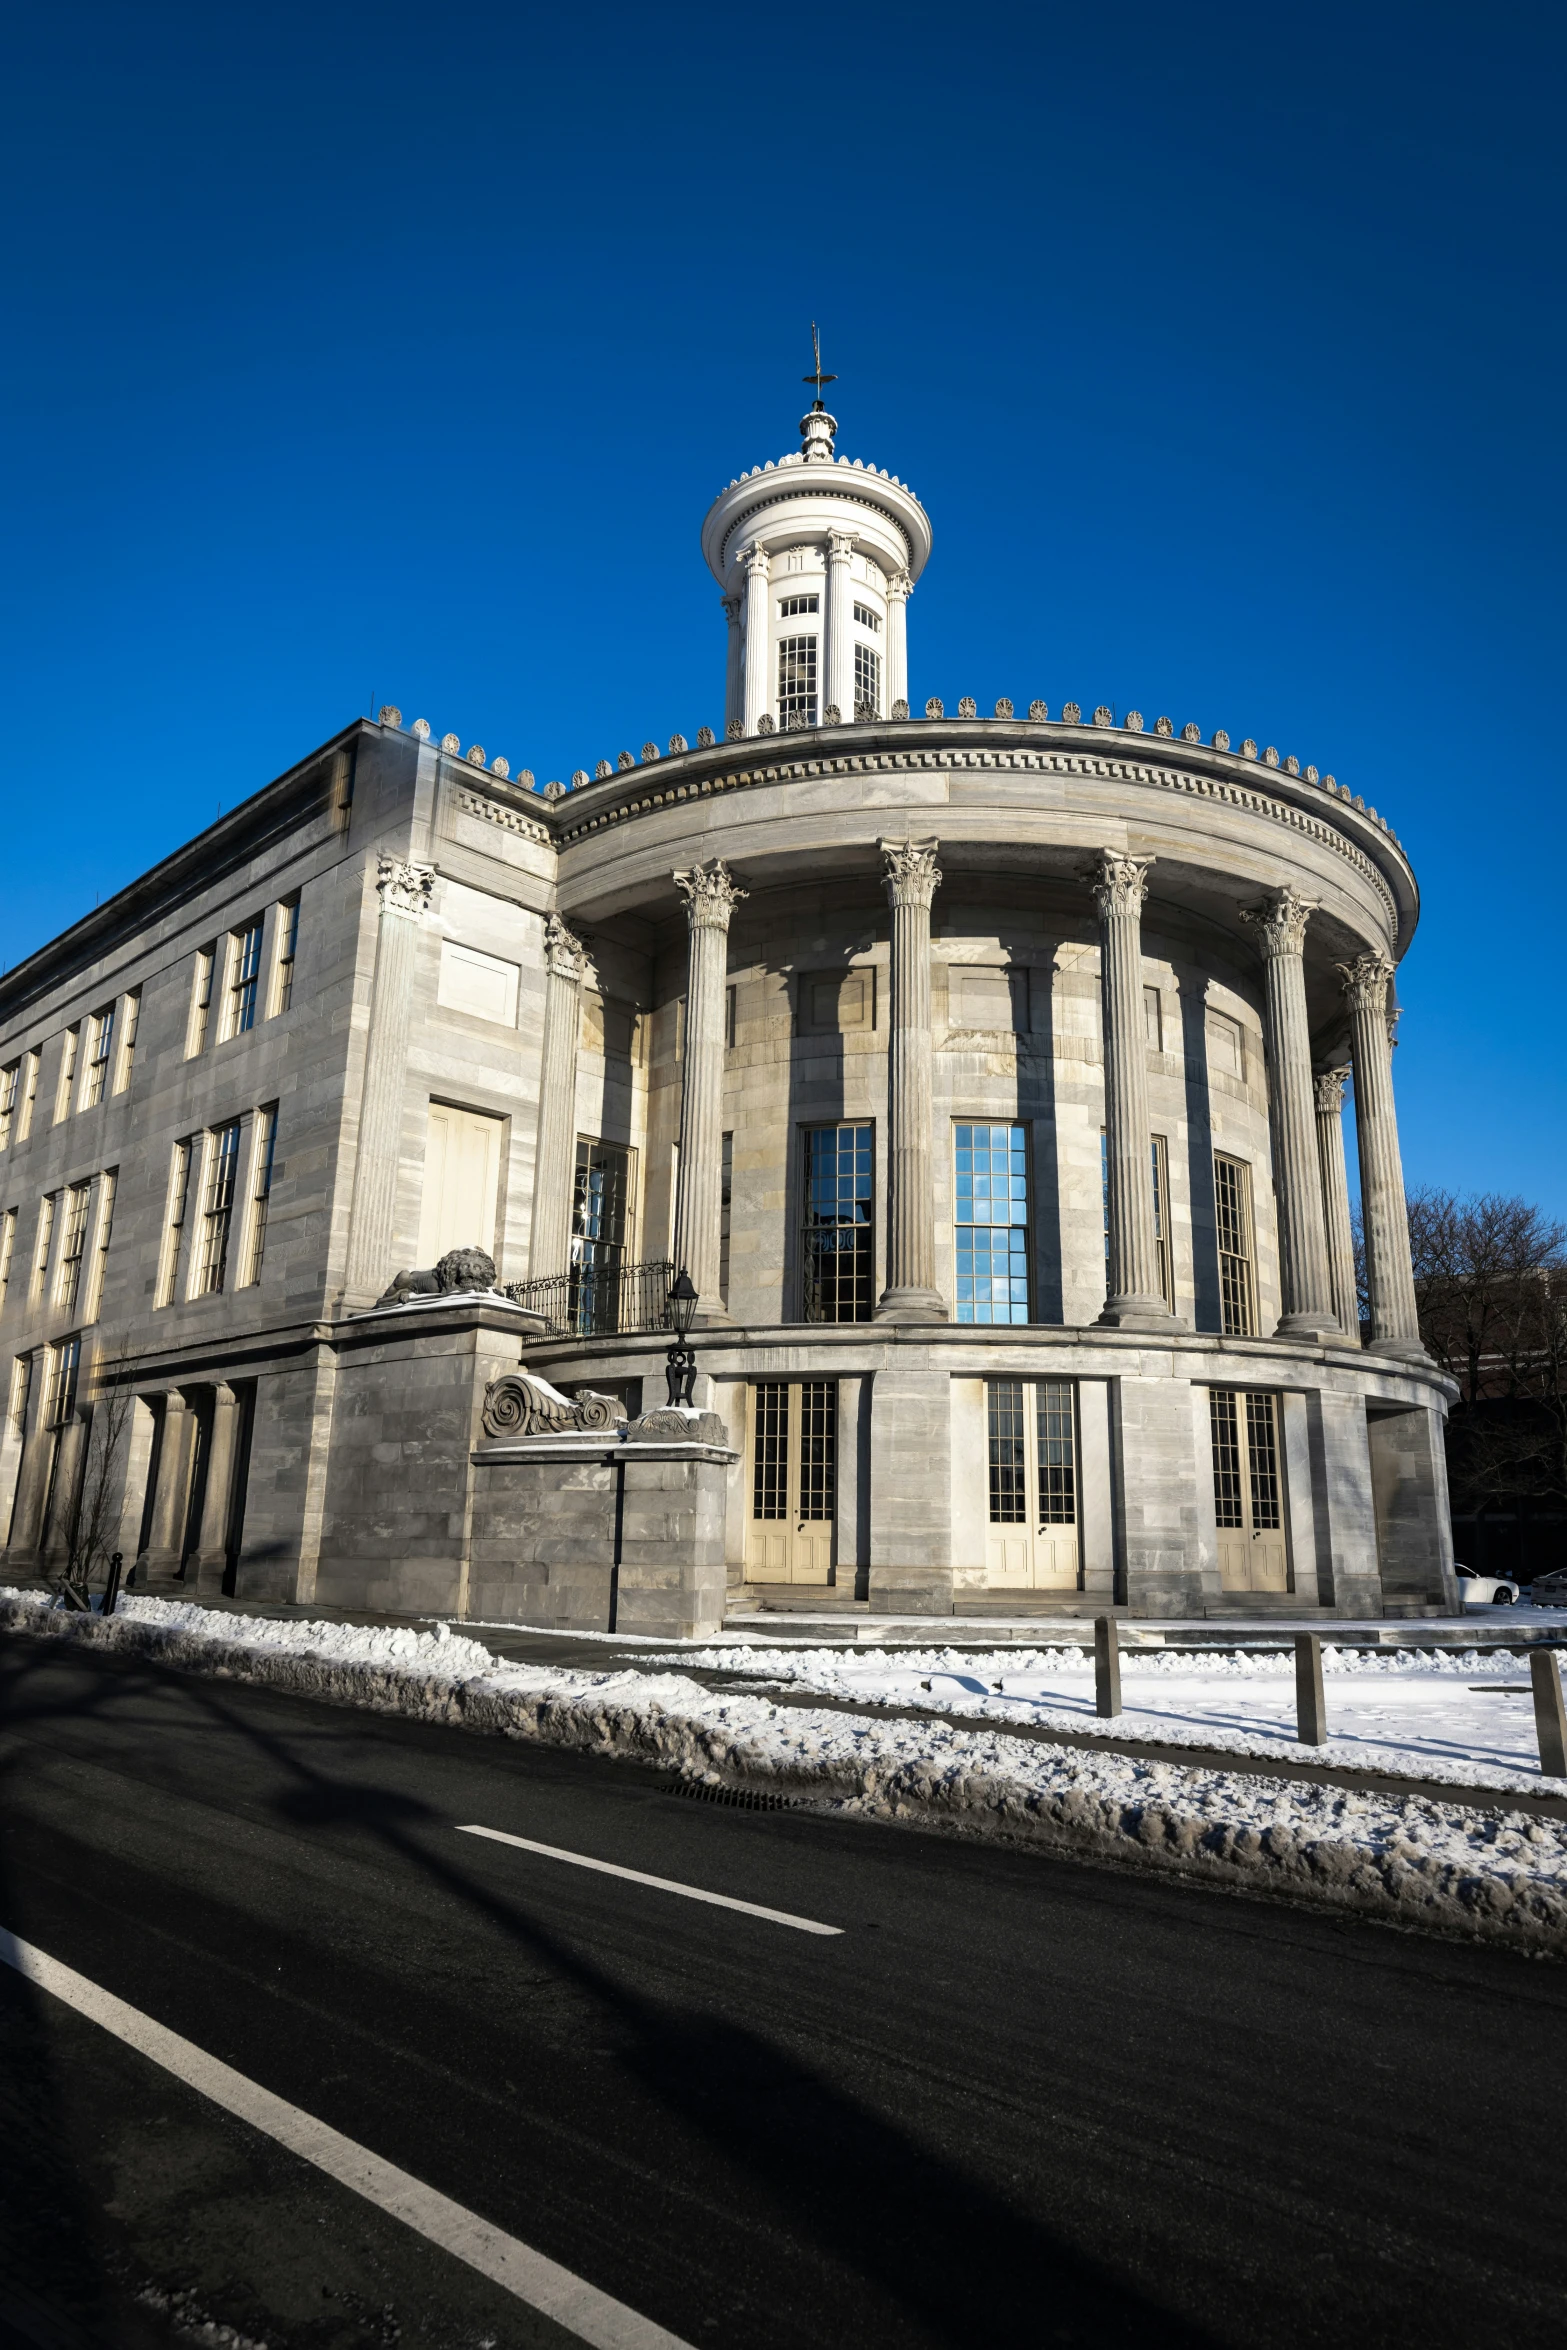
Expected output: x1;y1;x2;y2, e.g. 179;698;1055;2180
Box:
0;397;1456;1631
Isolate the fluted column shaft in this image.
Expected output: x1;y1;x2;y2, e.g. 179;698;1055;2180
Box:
877;841;945;1322
886;571;910;715
194;1382;240;1591
672;861;745;1320
741;545;771;733
528;915;586;1282
825;529;855;719
1243;889;1339;1338
344;858;433;1301
1314;1067;1361;1346
721;596;742;733
1339;951;1425;1359
1094;853;1176;1327
138;1390;191;1585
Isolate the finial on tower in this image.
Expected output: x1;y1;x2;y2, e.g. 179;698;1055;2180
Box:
799;321;838;461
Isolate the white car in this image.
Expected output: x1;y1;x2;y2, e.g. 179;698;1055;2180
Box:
1456;1567;1521;1606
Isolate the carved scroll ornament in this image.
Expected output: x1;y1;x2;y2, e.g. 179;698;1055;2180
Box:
481;1371;629;1440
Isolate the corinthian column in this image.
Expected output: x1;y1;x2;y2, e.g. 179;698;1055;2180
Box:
672;860;746;1321
825;529;856;720
886;570;911;715
528;914;587;1283
1338;950;1426;1361
1314;1067;1361;1346
1241;887;1339;1339
1093;852;1178;1328
741;544;771;734
877;840;946;1323
344;857;434;1302
721;596;742;733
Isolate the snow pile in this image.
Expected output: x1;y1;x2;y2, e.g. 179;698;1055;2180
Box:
4;1588;1567;1952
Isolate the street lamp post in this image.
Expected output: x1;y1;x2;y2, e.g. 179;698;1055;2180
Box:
664;1268;699;1407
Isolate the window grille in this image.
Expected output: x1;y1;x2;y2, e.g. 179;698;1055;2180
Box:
190;948;215;1055
32;1196;56;1299
987;1379;1028;1523
798;1381;836;1520
84;1170;116;1323
245;1109;278;1285
1036;1381;1077;1523
54;1029;79;1122
0;1208;15;1305
0;1063;17;1150
46;1336;80;1429
801;1125;873;1322
752;1380;790;1519
118;991;140;1089
54;1183;91;1312
1102;1132;1174;1311
777;634;818;727
1213;1154;1257;1336
225;920;264;1038
778;594;819;617
1209;1388;1281;1529
955;1123;1030;1324
853;641;881;720
852;602;881;631
157;1142;192;1307
197;1122;241;1295
274;901;299;1013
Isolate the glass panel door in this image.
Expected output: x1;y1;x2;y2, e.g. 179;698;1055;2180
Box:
747;1379;837;1583
1210;1387;1289;1590
985;1379;1080;1589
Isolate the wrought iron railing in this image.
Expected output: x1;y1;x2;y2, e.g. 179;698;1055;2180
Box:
505;1258;673;1337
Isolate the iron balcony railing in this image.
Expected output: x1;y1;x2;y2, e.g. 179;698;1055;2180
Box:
505;1257;674;1337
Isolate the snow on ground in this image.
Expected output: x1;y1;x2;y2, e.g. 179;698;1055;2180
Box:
4;1588;1567;1952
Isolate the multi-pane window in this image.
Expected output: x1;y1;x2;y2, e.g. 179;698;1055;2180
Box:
54;1029;79;1122
1213;1153;1257;1336
801;1125;873;1323
777;634;818;727
196;1122;241;1295
852;601;881;631
955;1124;1030;1324
46;1335;80;1429
190;947;216;1055
1209;1389;1282;1530
0;1064;17;1150
719;1130;733;1308
84;1170;116;1323
1101;1132;1174;1311
118;991;140;1089
54;1183;91;1312
32;1196;56;1299
0;1207;15;1305
224;919;264;1038
752;1381;789;1521
157;1141;193;1307
853;641;881;719
244;1110;277;1285
274;901;299;1013
569;1138;631;1333
83;1005;116;1107
18;1052;39;1143
778;593;819;617
9;1353;32;1440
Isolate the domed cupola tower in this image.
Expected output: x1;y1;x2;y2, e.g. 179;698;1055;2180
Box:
701;385;933;737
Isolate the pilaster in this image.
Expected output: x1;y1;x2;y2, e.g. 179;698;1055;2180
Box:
343;856;434;1305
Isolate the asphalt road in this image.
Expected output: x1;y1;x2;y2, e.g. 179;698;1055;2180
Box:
1;1640;1564;2350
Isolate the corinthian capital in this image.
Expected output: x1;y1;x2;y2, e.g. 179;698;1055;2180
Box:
880;838;943;908
1336;948;1395;1013
827;529;857;562
376;857;435;919
674;858;748;930
1314;1065;1350;1115
544;912;586;982
742;541;770;579
1240;885;1318;957
887;567;912;602
1091;851;1152;922
721;593;741;623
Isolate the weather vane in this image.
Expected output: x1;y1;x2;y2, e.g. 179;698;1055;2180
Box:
802;322;837;404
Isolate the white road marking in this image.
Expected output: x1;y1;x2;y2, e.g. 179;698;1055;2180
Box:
0;1926;693;2350
456;1823;845;1936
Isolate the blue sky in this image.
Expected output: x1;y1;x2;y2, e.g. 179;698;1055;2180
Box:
4;1;1564;1209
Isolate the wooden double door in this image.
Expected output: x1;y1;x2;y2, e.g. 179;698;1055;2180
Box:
985;1378;1081;1590
747;1379;836;1583
1210;1387;1290;1590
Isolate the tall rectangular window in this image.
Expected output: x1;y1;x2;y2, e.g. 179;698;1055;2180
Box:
31;1196;56;1299
17;1051;38;1143
569;1137;632;1334
801;1124;873;1323
196;1122;241;1295
777;634;818;727
224;919;264;1039
273;900;299;1014
157;1141;193;1307
1213;1153;1257;1336
46;1336;80;1429
116;990;140;1090
54;1182;91;1312
84;1169;116;1323
955;1123;1030;1325
0;1207;15;1306
9;1353;32;1441
189;946;216;1055
83;1004;116;1107
0;1063;16;1151
1102;1132;1174;1312
54;1029;79;1122
244;1109;278;1285
853;640;881;719
719;1130;733;1308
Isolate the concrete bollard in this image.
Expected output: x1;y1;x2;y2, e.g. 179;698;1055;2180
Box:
1094;1615;1121;1719
1531;1649;1567;1778
1295;1632;1327;1745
